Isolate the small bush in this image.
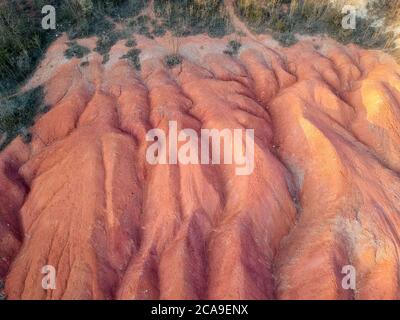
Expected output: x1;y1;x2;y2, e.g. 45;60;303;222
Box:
207;16;230;38
152;24;167;37
273;32;297;47
64;41;91;59
20;127;32;144
102;53;110;64
223;40;242;56
165;54;183;68
125;38;137;47
95;30;127;57
129;14;156;38
120;48;141;70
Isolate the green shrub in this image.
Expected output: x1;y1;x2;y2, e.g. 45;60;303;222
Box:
102;53;110;64
273;31;297;47
20;127;32;144
129;14;156;38
223;40;242;56
120;48;141;70
125;38;137;47
64;41;91;59
152;24;166;37
95;30;127;56
165;54;183;68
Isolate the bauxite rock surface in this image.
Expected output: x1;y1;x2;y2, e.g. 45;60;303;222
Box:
1;32;400;300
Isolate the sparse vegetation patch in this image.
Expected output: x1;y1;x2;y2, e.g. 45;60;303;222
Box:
153;0;232;37
125;38;137;47
120;48;141;70
128;14;154;38
0;86;44;150
95;29;128;59
64;41;91;59
234;0;397;50
165;54;183;68
224;40;242;56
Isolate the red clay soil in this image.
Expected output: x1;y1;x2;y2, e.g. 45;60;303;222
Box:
1;33;400;300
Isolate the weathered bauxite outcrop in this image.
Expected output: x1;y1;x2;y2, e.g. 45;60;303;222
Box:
1;32;400;300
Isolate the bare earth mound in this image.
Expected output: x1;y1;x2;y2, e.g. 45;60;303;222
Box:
1;33;400;300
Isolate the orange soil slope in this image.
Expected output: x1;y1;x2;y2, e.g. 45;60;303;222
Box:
1;34;400;300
